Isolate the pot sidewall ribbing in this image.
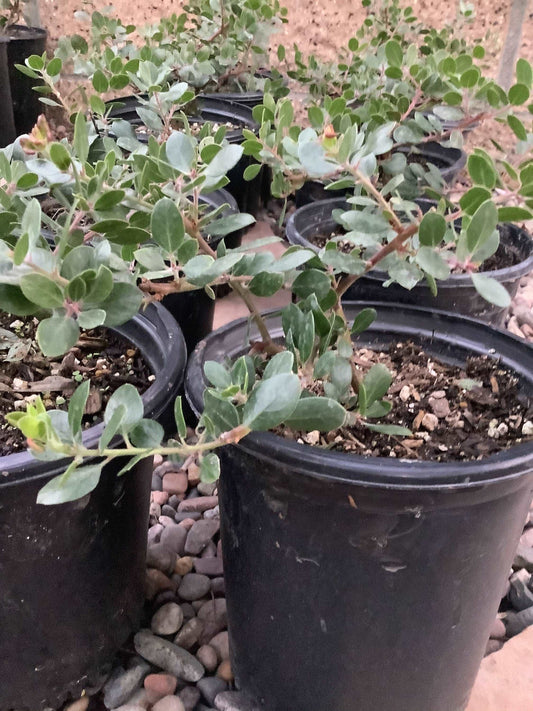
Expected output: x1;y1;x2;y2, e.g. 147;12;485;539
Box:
185;304;533;711
0;37;16;147
286;198;533;325
0;303;187;711
6;25;48;135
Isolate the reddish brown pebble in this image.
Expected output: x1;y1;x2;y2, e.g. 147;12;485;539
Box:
144;673;178;704
178;496;219;514
145;569;173;599
178;518;196;530
187;462;201;486
216;659;233;682
175;556;194;576
163;472;188;495
152;491;169;506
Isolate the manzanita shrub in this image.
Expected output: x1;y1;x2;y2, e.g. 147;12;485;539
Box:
3;0;533;504
0;0;29;32
0;112;260;357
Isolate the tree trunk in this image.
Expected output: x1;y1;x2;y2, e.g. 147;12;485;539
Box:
497;0;530;90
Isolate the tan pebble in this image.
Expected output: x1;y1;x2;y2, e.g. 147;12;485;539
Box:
151;696;185;711
144;673;178;704
178;518;196;530
196;644;218;672
64;698;89;711
216;659;234;682
522;324;533;339
152;491;169;505
421;413;439;432
210;630;230;661
187;462;201;486
145;569;173;599
153;454;164;466
175;556;194;575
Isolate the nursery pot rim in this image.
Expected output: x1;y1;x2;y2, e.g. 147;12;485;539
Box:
186;302;533;491
286;197;533;286
5;24;48;39
0;302;187;480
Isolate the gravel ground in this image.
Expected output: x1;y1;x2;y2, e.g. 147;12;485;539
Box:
53;432;533;711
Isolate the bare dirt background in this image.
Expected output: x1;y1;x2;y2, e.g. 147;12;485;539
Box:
38;0;533;70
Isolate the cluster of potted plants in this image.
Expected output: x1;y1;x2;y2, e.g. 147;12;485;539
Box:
0;0;47;145
1;0;533;710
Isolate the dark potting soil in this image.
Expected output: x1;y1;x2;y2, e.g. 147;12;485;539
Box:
276;340;533;462
0;313;152;456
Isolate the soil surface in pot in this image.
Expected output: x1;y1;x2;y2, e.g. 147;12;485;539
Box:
0;313;152;455
274;340;533;462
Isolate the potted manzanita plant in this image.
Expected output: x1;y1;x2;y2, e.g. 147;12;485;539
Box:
283;0;520;207
0;110;271;708
5;82;533;711
21;46;265;212
0;0;47;138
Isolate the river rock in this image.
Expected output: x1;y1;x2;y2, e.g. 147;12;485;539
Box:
163;472;188;495
174;617;204;650
147;544;177;574
134;630;205;682
103;658;151;709
144;674;178;704
151;602;184;635
216;660;233;682
179;685;202;711
185;520;220;556
209;631;230;662
514;543;533;572
196;644;218;672
175;557;194;576
160;525;188;556
178;496;219;514
197;599;227;643
194;557;224;577
179;573;211;601
65;699;89;711
509;569;533;611
152;696;185;711
197;677;228;706
214;691;259;711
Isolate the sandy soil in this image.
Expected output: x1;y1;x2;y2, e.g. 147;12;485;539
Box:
38;0;533;70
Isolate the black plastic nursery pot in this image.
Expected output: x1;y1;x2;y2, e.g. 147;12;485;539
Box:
294;141;467;208
6;25;47;135
0;36;16;147
185;304;533;711
286;197;533;325
161;187;241;353
198;88;264;109
0;303;186;711
106;95;261;213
